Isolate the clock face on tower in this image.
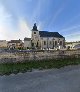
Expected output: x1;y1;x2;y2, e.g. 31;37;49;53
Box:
34;32;36;34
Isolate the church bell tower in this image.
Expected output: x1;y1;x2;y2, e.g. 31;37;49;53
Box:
31;23;40;49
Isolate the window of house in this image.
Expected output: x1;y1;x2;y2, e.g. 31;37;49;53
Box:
50;41;52;45
52;41;54;48
44;41;46;45
34;32;36;34
60;41;62;45
55;41;57;45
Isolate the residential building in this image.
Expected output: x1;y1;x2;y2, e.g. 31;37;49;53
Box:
65;41;80;49
0;40;7;48
7;39;23;49
24;37;31;49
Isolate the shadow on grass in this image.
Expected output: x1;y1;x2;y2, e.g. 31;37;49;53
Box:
0;57;80;76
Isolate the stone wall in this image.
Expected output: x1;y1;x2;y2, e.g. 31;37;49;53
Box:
0;50;80;63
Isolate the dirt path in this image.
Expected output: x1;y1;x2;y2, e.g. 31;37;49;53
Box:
0;65;80;92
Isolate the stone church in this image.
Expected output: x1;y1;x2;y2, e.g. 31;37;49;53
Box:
31;23;65;49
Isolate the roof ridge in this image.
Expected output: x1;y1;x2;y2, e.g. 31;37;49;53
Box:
39;31;64;38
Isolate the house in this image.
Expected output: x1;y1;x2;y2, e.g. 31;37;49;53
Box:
7;39;23;49
65;41;80;50
0;40;7;48
31;23;65;50
24;37;31;49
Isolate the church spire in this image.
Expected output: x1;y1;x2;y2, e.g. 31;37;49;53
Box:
32;23;38;31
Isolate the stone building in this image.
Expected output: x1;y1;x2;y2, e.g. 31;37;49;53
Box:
24;37;31;49
0;40;7;48
7;39;23;49
65;41;80;50
31;23;65;50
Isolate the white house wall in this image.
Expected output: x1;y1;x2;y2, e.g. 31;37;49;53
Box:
0;40;7;48
39;37;65;49
24;41;31;48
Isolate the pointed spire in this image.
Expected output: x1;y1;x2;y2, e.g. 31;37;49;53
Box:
32;23;38;31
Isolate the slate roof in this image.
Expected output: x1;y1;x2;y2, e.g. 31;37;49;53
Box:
24;37;31;41
39;31;64;38
32;23;38;31
8;40;22;43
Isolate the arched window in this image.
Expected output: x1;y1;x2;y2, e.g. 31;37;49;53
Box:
44;41;46;45
55;41;57;45
60;41;62;45
34;32;36;34
49;41;52;45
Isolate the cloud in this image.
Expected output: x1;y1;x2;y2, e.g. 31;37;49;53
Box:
65;33;80;42
48;1;67;28
60;24;80;33
32;0;41;22
50;7;64;25
59;24;80;41
26;0;33;2
64;29;80;42
62;14;80;28
0;4;13;40
18;18;31;39
0;4;31;41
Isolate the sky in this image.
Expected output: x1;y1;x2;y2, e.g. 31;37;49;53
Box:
0;0;80;41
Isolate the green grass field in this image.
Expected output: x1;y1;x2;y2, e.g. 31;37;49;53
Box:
0;58;80;75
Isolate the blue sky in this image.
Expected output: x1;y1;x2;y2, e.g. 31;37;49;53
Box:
0;0;80;41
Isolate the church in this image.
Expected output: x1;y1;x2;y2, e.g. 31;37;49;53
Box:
24;23;65;50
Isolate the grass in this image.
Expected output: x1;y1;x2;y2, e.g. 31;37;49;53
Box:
0;57;80;75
